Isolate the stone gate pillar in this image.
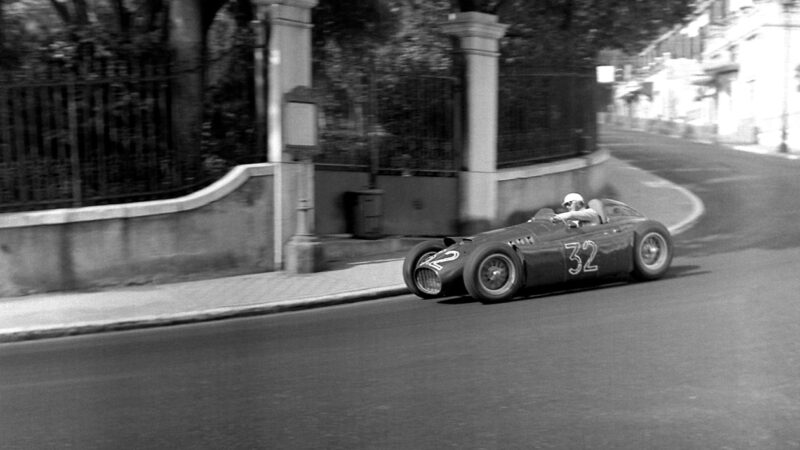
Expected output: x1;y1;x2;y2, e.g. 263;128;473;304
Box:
254;0;318;268
442;12;508;234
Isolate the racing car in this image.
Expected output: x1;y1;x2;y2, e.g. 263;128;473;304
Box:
402;199;673;302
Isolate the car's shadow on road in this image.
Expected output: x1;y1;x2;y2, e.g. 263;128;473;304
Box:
435;264;709;306
663;264;710;279
436;296;475;305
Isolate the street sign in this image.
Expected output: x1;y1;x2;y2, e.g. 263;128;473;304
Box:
596;65;615;83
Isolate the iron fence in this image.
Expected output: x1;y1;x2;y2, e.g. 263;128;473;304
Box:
0;55;259;213
317;72;460;177
498;68;597;168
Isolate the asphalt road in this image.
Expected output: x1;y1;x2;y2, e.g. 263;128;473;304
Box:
2;128;800;449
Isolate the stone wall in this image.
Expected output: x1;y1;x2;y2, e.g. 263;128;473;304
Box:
0;164;275;297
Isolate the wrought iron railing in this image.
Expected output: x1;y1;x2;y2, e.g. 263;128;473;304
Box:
498;68;597;168
317;72;461;177
0;55;260;213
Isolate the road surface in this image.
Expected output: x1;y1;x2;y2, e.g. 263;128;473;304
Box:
2;128;799;449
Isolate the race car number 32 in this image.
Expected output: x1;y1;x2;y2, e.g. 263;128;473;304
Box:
564;240;599;275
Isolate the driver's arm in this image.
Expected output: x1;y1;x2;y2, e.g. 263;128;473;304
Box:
553;208;600;224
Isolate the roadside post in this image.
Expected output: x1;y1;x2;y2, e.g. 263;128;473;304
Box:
284;86;323;273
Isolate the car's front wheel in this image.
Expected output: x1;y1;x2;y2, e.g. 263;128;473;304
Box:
463;243;524;302
403;240;445;298
632;225;673;280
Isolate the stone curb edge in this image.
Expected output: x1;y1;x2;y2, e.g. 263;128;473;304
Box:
665;183;705;237
0;286;410;343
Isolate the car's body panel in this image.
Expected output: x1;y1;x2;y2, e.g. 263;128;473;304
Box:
523;239;564;286
408;199;671;299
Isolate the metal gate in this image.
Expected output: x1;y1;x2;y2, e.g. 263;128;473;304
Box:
317;72;461;178
498;67;597;168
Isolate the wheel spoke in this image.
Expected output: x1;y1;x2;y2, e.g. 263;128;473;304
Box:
479;255;513;292
632;229;672;281
641;234;665;267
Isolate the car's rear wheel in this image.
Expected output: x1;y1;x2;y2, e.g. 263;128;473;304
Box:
403;240;445;298
632;225;673;280
463;243;523;302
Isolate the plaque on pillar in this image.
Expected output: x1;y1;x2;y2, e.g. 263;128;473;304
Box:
284;86;321;161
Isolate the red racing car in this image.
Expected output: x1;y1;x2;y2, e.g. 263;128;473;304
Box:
402;199;673;302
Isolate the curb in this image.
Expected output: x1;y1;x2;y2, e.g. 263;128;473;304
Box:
605;124;800;161
663;182;705;236
0;285;409;343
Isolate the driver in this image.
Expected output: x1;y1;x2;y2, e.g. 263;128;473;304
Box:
551;193;600;226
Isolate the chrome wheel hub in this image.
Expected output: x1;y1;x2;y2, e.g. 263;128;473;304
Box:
479;255;514;292
641;233;667;268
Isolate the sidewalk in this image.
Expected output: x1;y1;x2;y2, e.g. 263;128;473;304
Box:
727;142;800;160
0;157;705;343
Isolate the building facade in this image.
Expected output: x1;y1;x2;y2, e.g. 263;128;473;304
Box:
611;0;800;150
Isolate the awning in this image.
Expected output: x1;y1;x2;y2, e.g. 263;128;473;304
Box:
614;82;652;100
614;82;642;99
690;74;715;86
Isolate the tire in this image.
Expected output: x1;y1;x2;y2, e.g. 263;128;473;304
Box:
632;225;673;280
403;240;445;298
463;242;524;302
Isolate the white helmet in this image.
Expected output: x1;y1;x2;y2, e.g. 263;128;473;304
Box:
562;192;584;207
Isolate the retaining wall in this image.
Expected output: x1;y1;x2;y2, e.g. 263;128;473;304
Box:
0;164;275;297
315;150;609;237
497;150;610;225
0;152;609;297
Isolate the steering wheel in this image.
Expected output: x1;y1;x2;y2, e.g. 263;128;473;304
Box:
551;214;580;228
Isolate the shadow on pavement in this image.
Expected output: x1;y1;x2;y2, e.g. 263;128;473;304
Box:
431;265;709;306
662;264;710;280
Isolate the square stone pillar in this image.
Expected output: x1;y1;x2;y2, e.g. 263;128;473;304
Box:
254;0;318;269
443;12;508;234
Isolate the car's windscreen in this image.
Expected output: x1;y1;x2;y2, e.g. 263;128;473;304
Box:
605;203;645;219
532;208;556;220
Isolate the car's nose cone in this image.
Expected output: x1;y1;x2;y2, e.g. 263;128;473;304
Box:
415;267;442;295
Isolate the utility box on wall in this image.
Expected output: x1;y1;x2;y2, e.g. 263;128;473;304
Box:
345;189;384;239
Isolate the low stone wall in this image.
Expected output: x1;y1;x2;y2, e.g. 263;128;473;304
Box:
497;150;610;226
315;152;607;238
0;153;609;297
0;164;275;297
314;170;460;236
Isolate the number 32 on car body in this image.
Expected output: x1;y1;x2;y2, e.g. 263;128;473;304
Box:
564;240;599;276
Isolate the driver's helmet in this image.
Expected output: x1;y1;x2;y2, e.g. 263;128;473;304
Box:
562;193;585;208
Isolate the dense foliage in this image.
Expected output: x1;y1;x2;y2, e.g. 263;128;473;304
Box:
457;0;696;61
0;0;698;200
311;0;696;170
1;0;698;128
0;0;168;70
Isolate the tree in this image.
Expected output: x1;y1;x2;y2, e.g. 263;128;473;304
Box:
0;0;230;158
493;0;696;66
0;2;6;65
452;0;506;13
313;0;695;83
444;0;697;66
313;0;452;132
